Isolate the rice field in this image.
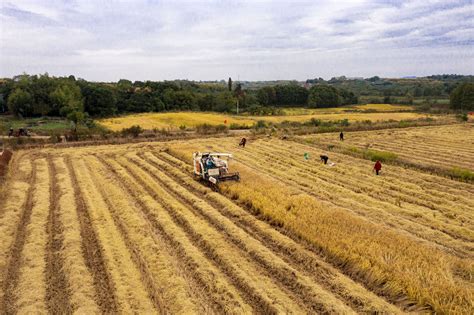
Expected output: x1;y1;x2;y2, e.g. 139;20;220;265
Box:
299;123;474;172
281;104;414;115
0;123;472;314
98;109;431;131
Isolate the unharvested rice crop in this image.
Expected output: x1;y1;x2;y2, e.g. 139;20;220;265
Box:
0;124;472;314
98;110;432;131
281;104;415;115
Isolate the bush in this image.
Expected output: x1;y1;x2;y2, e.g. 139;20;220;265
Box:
121;125;143;138
339;118;350;127
450;167;474;182
195;123;228;134
229;123;251;130
307;118;322;126
254;120;267;129
457;113;468;122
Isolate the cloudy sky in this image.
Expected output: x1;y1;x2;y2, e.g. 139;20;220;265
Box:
0;0;473;81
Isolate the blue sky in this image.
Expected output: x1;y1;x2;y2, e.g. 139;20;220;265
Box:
0;0;473;81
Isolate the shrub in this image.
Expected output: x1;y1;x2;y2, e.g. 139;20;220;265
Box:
307;118;322;126
398;120;411;128
121;125;143;138
450;167;474;182
457;113;468;122
229;123;250;130
339;119;350;127
195;123;228;134
254;120;267;129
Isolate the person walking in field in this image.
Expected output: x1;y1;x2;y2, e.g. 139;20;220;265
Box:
374;160;382;175
339;131;344;141
239;137;247;147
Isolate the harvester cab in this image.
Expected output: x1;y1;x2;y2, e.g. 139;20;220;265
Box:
193;152;240;186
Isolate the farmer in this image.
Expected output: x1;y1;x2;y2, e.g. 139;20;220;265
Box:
374;160;382;175
239;137;247;148
320;155;329;164
8;128;13;138
206;156;216;169
304;152;310;161
339;131;344;141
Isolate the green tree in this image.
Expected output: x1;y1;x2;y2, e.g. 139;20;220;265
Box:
307;85;341;108
173;90;198;110
450;83;474;111
273;84;308;106
127;91;156;112
214;91;235;112
7;88;34;117
339;89;358;105
30;74;57;115
413;86;423;97
197;94;216;111
49;80;84;117
257;86;276;106
67;110;85;132
82;84;117;117
228;77;232;92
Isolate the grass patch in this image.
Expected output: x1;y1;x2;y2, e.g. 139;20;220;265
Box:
0;116;70;135
450;167;474;182
345;147;398;162
363;149;398;162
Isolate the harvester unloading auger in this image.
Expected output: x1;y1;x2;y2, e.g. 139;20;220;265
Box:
193;152;240;187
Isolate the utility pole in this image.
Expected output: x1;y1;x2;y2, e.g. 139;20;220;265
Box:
236;99;239;114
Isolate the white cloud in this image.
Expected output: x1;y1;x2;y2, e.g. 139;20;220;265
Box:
0;0;472;81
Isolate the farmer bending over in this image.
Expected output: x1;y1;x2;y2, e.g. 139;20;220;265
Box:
320;155;329;164
239;137;247;147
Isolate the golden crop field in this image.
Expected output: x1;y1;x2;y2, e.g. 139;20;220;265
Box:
281;103;414;115
98;109;431;131
0;124;472;314
300;124;474;172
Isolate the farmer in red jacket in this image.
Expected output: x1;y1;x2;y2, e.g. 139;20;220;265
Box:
374;160;382;175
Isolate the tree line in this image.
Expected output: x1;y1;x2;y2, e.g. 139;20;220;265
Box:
305;75;473;98
0;74;361;119
1;74;472;120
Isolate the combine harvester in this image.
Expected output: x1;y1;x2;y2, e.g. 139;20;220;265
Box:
193;152;240;188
